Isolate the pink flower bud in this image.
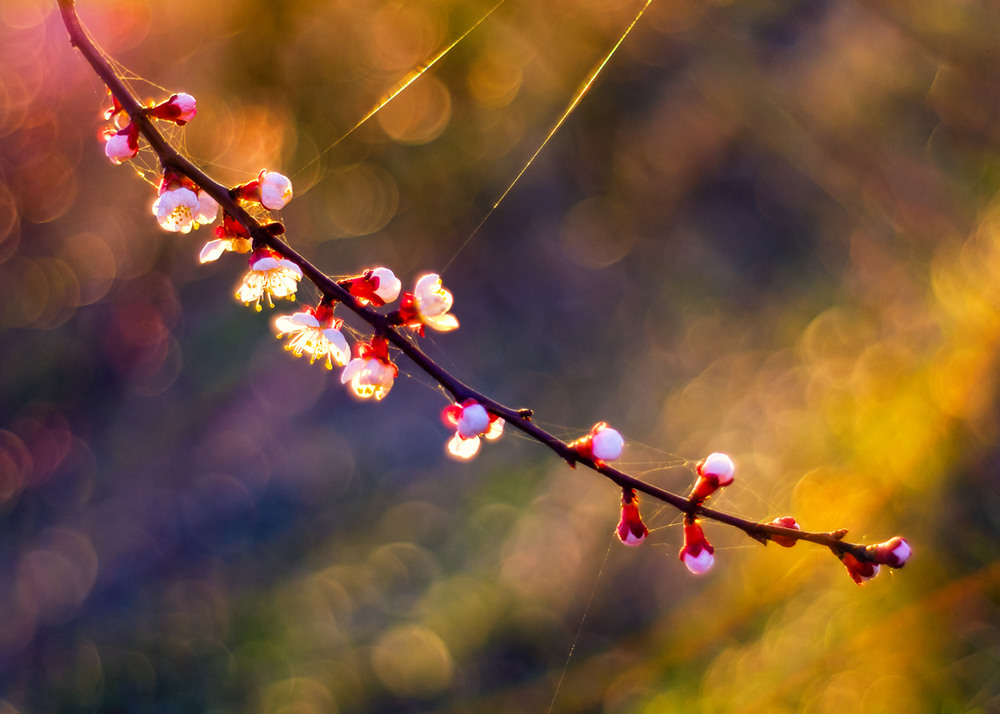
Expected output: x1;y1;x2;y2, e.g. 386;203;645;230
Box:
149;92;197;125
441;399;504;460
616;489;648;546
767;516;800;547
569;422;624;464
343;267;402;307
872;537;911;569
690;452;735;501
840;552;879;584
104;123;139;164
679;518;715;574
260;170;293;210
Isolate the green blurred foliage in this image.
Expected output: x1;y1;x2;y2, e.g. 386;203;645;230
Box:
2;0;1000;711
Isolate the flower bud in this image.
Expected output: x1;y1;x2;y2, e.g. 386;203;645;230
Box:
679;517;715;574
767;516;800;547
871;537;911;569
690;452;735;501
616;489;648;546
104;123;139;164
260;170;293;210
839;551;879;584
569;422;624;464
149;92;197;125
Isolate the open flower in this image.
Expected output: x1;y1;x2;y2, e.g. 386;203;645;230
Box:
274;303;350;369
152;186;201;233
569;422;624;464
397;274;459;335
690;452;735;502
235;170;293;210
871;536;911;569
839;551;879;584
679;517;715;574
616;489;648;546
342;267;402;307
341;335;397;400
104;122;139;164
148;92;197;125
767;516;801;547
236;247;303;311
200;213;253;263
441;399;504;459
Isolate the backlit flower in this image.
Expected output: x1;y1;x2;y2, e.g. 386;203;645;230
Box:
236;247;303;311
441;399;504;459
152;186;201;233
871;536;911;569
397;273;459;335
149;92;197;125
767;516;801;547
341;335;397;400
616;489;648;546
274;303;350;369
690;452;735;502
342;267;402;307
569;422;624;464
200;213;253;263
104;122;139;164
235;170;293;210
839;551;879;584
679;517;715;574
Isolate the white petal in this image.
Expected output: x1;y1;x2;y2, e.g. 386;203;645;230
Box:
447;433;481;460
456;404;490;439
199;240;227;263
423;314;459;332
591;428;624;461
683;550;714;574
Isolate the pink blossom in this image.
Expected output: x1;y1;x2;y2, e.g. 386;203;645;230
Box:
689;452;735;501
872;537;911;569
616;489;648;546
343;268;402;307
152;186;201;233
104;123;139;164
840;552;879;584
341;336;398;401
274;304;350;369
397;274;459;335
234;170;294;210
679;518;715;574
149;92;197;125
767;516;801;548
441;399;504;459
569;422;624;464
236;247;303;311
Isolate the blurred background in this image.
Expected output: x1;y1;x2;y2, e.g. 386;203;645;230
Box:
1;0;999;711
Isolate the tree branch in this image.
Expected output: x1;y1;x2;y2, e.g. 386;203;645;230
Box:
57;0;891;568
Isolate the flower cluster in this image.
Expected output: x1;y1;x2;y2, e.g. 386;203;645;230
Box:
441;399;504;459
839;536;912;585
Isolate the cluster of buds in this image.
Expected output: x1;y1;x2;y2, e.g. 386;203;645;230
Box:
441;399;504;459
102;92;198;165
839;536;912;584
